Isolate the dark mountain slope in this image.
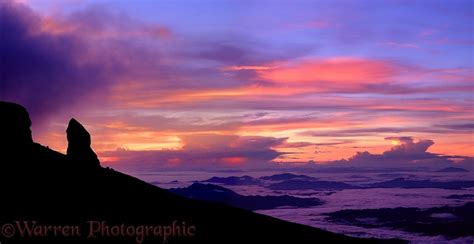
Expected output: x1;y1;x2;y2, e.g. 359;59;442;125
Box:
0;101;401;243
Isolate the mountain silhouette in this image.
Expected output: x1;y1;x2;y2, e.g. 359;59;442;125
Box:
435;167;469;173
170;182;323;211
0;101;402;243
366;178;474;190
268;179;359;191
259;173;317;181
202;175;262;185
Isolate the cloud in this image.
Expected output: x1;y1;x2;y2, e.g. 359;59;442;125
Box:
300;125;473;137
435;123;474;131
103;134;473;171
384;136;415;144
41;4;172;39
382;137;435;160
332;137;471;168
258;57;398;85
0;2;178;126
275;140;351;149
455;157;474;170
100;134;287;170
382;41;419;49
3;1;472;167
0;2;113;122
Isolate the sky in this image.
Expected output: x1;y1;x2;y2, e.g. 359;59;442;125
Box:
1;0;473;171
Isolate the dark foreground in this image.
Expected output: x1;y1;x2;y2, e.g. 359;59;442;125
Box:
0;101;402;243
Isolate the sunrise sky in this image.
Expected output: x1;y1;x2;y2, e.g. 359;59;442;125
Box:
1;0;473;170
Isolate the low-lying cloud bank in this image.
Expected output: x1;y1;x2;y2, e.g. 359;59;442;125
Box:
102;135;473;171
101;134;286;170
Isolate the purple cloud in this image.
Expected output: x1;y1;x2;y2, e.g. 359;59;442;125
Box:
0;2;113;123
382;137;435;160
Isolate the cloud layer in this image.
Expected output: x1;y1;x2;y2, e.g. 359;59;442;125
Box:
334;137;472;169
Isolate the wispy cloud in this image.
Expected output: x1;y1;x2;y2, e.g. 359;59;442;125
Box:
382;41;419;49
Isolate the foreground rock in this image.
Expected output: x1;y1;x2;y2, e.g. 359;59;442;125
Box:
0;101;402;244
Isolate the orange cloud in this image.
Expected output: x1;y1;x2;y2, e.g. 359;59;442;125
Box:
221;157;248;165
39;8;172;40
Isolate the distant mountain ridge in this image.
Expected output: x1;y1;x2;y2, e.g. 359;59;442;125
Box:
201;173;474;191
435;167;469;172
268;179;359;190
202;175;261;185
170;182;323;210
366;177;474;190
259;173;317;181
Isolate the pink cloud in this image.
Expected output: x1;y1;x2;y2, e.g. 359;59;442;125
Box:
40;5;172;40
257;57;399;90
418;29;437;37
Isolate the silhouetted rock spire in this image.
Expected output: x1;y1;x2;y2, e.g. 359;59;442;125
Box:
67;118;100;168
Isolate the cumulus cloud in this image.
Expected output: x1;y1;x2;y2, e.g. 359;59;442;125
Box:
101;134;287;170
382;137;435;160
333;137;472;168
104;134;472;171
